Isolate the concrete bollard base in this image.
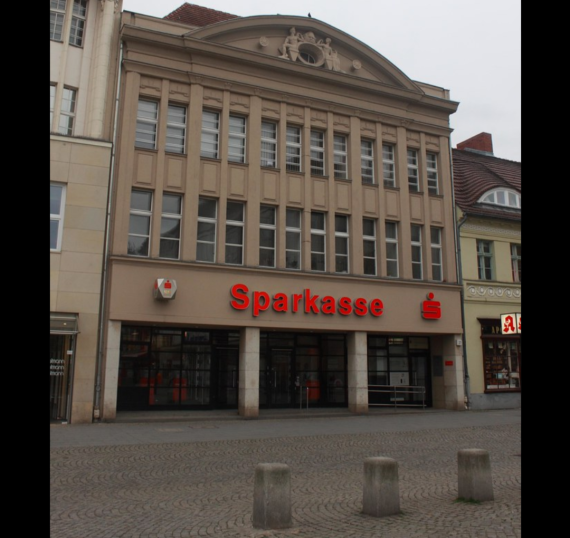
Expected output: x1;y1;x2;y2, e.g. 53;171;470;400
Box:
253;463;292;529
457;448;494;502
362;456;401;517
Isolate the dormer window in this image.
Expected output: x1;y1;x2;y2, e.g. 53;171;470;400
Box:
479;188;520;208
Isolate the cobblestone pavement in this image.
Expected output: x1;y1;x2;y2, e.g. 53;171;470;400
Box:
50;410;521;537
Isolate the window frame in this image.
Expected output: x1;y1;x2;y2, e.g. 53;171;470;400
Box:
382;144;396;188
165;104;187;154
196;198;218;262
50;183;66;252
201;110;220;159
261;121;277;168
50;84;57;131
407;149;419;192
259;205;277;268
310;130;325;176
159;193;182;260
285;208;302;270
228;114;247;164
225;201;245;265
430;227;443;281
363;218;377;276
59;87;77;136
411;224;423;280
334;214;349;273
135;99;159;150
361;139;374;185
479;188;521;209
333;134;348;180
477;240;494;280
310;211;326;271
426;152;439;195
286;125;302;172
69;0;88;47
511;244;521;283
385;221;399;278
127;190;153;258
50;0;67;41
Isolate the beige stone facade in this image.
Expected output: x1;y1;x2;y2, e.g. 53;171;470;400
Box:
98;10;466;421
50;0;123;423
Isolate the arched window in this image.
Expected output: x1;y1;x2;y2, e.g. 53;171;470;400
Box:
479;188;520;208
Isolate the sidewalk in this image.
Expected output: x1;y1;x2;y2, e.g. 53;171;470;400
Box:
50;408;521;537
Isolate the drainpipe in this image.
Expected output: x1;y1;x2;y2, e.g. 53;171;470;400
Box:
448;142;470;410
93;39;124;421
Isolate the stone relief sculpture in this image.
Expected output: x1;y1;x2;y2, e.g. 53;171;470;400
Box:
279;28;343;72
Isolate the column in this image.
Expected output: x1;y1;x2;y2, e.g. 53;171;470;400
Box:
347;331;368;414
239;327;260;417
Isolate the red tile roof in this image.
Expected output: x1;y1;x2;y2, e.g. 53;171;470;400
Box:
452;148;521;221
164;3;239;27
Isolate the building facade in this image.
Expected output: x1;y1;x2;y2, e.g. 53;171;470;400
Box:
50;0;123;423
98;4;466;421
453;133;521;410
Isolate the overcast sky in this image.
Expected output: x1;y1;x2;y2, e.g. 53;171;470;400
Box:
122;0;521;162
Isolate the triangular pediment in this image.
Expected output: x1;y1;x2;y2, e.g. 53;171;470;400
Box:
184;15;422;92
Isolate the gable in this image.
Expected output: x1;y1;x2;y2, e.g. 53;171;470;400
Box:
185;15;422;92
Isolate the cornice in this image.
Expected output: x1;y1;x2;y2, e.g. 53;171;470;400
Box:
465;283;521;300
461;220;521;238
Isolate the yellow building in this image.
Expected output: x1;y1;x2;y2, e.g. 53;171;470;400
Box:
453;133;521;410
50;0;123;423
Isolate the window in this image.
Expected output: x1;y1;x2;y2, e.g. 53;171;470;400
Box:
385;222;399;277
50;0;67;41
286;125;302;172
480;320;521;392
361;139;374;184
225;201;245;265
50;184;66;251
201;110;220;159
50;84;56;130
335;215;349;273
196;198;217;262
311;212;326;271
363;218;377;276
411;224;423;279
128;190;153;257
165;104;186;154
135;100;158;150
310;130;325;176
426;153;439;195
159;194;182;259
511;244;521;283
430;227;443;281
334;135;348;179
286;209;302;270
69;0;87;47
259;205;276;267
407;149;419;192
382;144;396;188
477;240;494;280
59;87;76;135
261;121;277;167
479;188;521;208
228;115;246;163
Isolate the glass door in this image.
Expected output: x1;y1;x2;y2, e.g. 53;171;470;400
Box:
50;334;74;422
262;349;294;407
215;347;238;407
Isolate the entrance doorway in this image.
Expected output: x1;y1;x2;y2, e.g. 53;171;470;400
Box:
260;349;294;406
50;334;74;422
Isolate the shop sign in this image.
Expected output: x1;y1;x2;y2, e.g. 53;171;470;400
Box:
501;313;521;334
230;284;443;320
153;278;177;300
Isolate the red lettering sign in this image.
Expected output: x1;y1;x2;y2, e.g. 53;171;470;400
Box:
229;285;385;318
421;292;441;320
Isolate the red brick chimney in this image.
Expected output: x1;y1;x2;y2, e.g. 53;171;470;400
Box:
456;132;494;155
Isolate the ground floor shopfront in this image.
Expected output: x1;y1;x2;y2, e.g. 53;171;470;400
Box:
114;326;438;413
99;262;466;421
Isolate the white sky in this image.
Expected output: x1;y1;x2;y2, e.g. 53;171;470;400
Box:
122;0;521;162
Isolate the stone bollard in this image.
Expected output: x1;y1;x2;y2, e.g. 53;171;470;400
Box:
457;448;494;502
362;457;401;517
253;463;292;529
